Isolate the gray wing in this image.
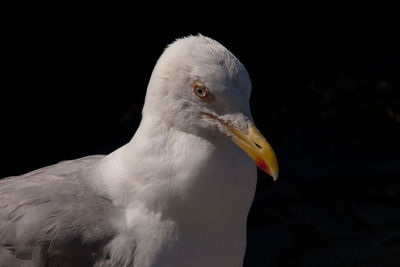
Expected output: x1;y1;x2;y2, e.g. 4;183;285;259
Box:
0;156;133;267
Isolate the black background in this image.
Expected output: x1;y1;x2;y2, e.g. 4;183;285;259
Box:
2;1;400;266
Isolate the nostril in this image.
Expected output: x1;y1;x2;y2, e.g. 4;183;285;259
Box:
254;142;262;149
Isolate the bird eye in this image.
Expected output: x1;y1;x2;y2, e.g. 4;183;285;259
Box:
193;83;209;99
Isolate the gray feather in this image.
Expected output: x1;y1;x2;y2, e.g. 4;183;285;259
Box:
0;156;134;267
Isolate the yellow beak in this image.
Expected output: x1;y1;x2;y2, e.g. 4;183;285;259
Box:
227;121;279;181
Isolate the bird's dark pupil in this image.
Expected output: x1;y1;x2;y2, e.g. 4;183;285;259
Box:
198;89;203;94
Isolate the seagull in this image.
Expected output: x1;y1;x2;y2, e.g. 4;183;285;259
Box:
0;35;278;267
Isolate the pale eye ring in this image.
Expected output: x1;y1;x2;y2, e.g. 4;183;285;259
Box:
193;83;209;99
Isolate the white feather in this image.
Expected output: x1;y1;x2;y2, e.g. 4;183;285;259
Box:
93;35;257;266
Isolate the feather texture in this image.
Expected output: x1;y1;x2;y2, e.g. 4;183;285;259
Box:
0;156;134;267
0;35;262;267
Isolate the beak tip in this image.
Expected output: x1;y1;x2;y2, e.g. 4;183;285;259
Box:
255;155;279;181
266;167;278;181
272;172;278;181
257;160;278;181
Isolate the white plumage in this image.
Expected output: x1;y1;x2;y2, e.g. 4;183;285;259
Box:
0;35;278;267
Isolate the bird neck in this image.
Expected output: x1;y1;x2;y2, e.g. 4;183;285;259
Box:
101;114;257;227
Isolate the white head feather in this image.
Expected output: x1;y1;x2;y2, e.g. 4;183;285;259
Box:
142;34;252;136
96;34;260;267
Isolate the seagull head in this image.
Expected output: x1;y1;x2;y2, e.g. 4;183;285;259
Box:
142;35;278;180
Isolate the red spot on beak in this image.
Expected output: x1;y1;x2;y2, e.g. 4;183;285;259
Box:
256;158;270;173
